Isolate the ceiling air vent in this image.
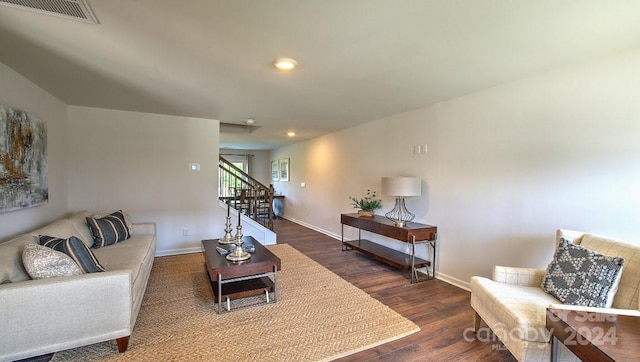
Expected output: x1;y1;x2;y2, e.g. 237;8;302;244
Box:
0;0;98;23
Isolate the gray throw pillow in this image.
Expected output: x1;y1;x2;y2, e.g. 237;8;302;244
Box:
86;210;131;248
39;235;105;273
22;244;82;279
541;238;624;307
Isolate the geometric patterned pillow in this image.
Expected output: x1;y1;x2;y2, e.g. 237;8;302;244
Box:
22;243;82;279
39;235;105;273
541;238;625;307
86;210;131;248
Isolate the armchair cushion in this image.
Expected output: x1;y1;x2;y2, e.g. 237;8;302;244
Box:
541;238;624;308
470;276;558;343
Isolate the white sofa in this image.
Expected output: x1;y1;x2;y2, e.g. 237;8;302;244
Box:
470;229;640;361
0;210;156;361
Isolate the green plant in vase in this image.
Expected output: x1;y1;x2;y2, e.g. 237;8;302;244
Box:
348;189;382;217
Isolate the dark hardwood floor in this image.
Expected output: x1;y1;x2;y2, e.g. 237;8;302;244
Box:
273;217;516;362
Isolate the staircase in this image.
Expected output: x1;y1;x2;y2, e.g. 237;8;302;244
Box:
219;156;275;230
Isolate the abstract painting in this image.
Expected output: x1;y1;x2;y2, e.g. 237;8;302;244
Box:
0;104;48;213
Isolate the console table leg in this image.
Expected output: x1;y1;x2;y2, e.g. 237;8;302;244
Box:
341;224;345;251
411;237;417;284
430;240;436;280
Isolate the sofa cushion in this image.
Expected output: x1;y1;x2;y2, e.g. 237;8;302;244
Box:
86;210;131;248
30;219;81;240
92;233;156;313
0;234;37;283
39;235;105;273
22;244;82;279
542;239;625;307
66;210;95;248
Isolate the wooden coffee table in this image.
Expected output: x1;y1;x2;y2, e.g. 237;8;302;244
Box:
202;236;281;313
546;307;640;361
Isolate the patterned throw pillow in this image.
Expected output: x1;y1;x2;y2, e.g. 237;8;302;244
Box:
86;210;131;248
541;238;625;307
92;210;134;234
22;244;82;279
39;235;105;273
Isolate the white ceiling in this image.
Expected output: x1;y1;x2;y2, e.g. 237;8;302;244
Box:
1;1;640;149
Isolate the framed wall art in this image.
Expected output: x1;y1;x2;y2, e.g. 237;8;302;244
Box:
271;160;279;182
279;158;289;182
0;103;48;213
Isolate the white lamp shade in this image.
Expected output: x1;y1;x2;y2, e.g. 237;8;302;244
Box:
381;177;421;197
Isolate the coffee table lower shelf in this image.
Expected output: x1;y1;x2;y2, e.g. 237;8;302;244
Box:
204;264;277;314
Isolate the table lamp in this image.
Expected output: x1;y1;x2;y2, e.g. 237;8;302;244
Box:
381;176;421;227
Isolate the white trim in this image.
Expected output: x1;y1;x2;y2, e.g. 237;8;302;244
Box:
436;272;470;291
280;215;342;240
155;247;202;257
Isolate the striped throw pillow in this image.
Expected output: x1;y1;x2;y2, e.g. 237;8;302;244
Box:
39;235;105;273
86;210;131;248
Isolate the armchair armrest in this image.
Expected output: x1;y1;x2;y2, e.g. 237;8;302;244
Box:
492;265;546;287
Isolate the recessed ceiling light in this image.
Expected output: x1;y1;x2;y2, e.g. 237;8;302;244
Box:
246;118;255;125
287;132;296;137
273;58;298;70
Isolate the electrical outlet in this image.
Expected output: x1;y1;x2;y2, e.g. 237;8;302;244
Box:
182;227;190;236
413;145;420;154
421;144;428;153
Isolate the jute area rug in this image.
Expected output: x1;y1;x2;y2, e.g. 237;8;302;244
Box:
52;244;419;361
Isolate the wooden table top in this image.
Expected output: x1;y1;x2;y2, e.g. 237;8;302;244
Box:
202;236;281;280
546;307;640;361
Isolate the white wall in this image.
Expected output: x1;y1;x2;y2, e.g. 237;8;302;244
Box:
0;62;69;241
272;49;640;288
67;106;225;255
250;150;272;186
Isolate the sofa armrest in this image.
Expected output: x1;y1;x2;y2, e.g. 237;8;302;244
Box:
0;271;132;361
492;265;546;286
131;222;156;236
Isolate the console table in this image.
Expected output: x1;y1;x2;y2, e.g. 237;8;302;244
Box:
340;213;437;283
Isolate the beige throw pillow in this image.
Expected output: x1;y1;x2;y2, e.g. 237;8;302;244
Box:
22;244;82;279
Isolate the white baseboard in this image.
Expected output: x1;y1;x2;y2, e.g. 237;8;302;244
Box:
280;215;342;241
155;247;202;257
436;272;470;291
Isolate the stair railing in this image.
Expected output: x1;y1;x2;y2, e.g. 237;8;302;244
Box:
218;156;275;230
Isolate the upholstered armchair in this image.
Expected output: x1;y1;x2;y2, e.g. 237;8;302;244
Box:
470;229;640;361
